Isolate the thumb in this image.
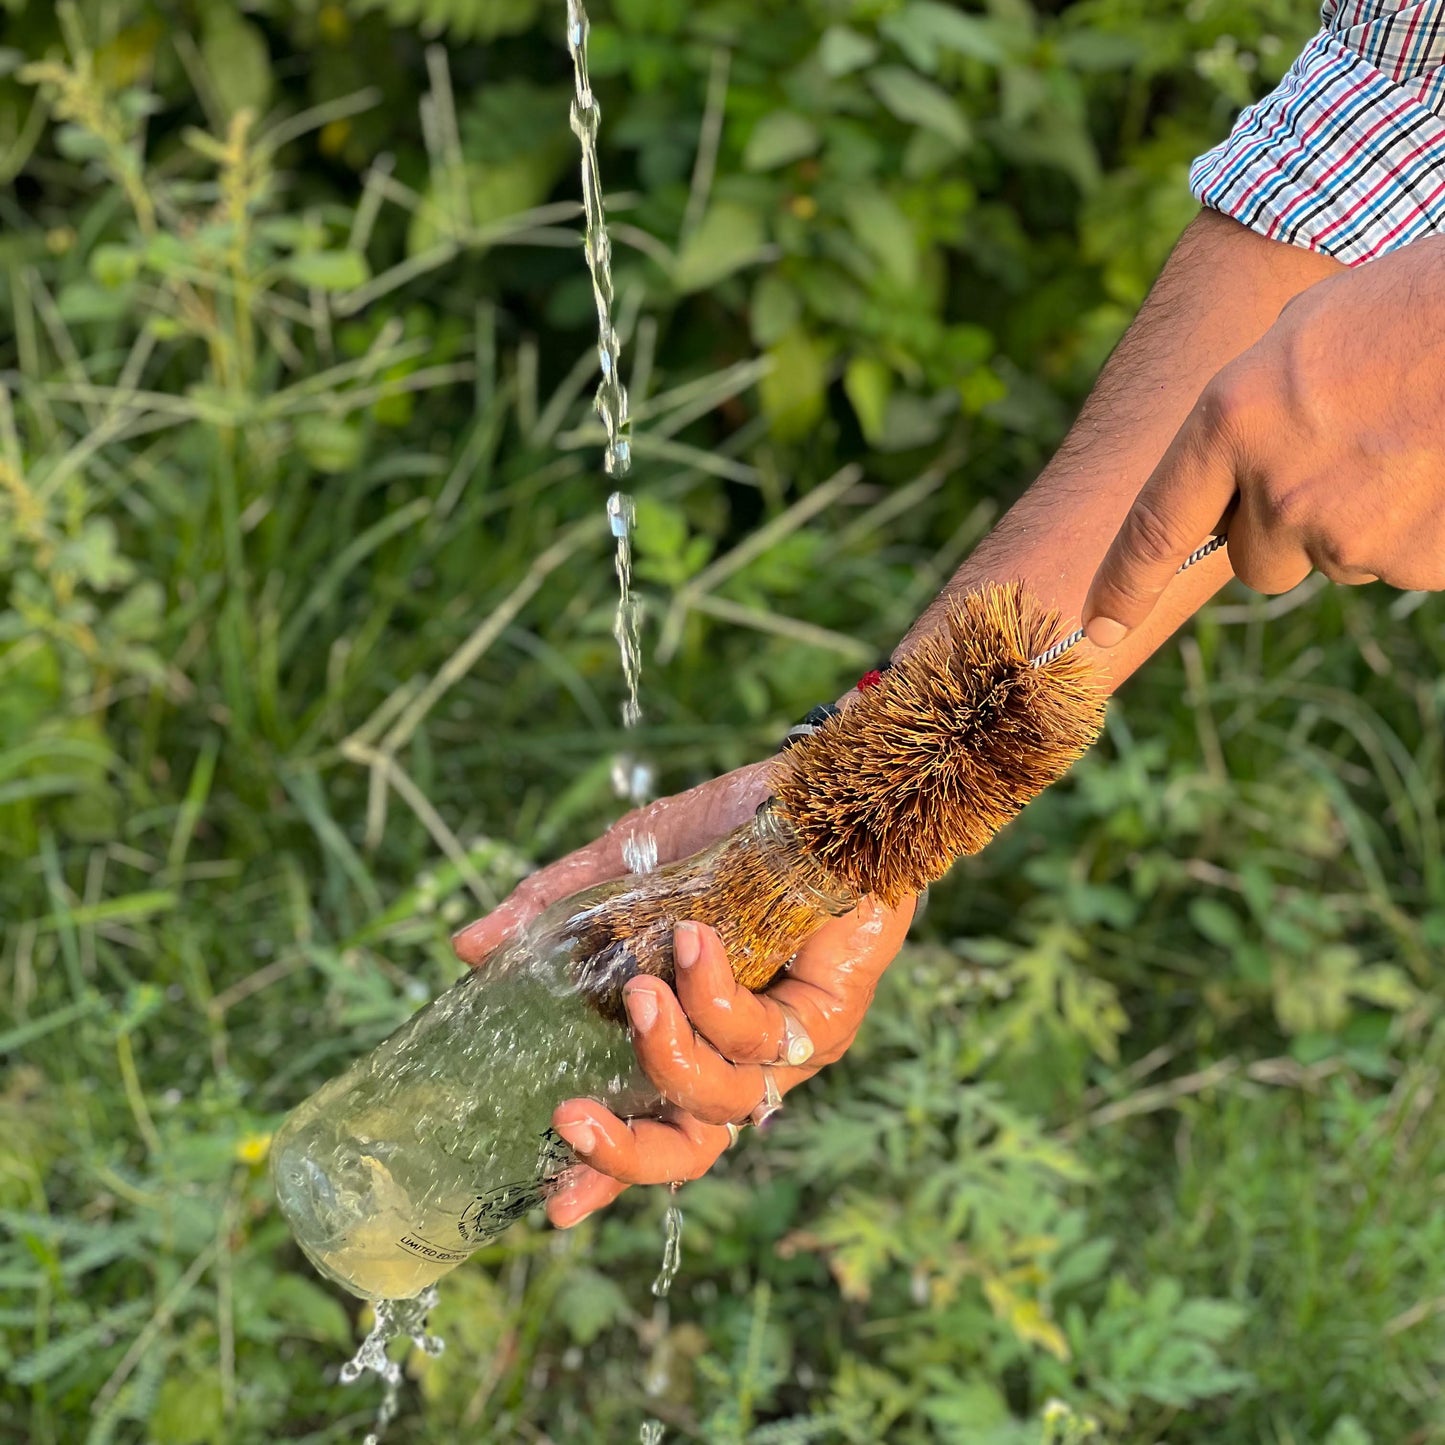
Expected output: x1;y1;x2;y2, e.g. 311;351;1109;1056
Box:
1082;382;1242;647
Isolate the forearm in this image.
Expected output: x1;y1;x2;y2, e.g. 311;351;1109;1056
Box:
894;211;1343;691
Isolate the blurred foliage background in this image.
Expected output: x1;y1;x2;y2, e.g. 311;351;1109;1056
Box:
3;0;1444;1440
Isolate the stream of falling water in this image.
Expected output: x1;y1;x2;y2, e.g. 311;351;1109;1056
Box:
566;0;676;1426
566;4;683;1441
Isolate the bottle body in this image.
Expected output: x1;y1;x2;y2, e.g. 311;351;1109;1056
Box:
271;807;854;1301
270;884;659;1301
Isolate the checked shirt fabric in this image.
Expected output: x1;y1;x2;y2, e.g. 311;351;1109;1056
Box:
1191;1;1445;263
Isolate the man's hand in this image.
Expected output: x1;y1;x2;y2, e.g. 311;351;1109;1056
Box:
542;903;909;1226
452;761;913;1228
1083;236;1445;646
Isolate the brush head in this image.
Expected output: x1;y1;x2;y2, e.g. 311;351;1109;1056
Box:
563;809;851;1020
773;582;1107;905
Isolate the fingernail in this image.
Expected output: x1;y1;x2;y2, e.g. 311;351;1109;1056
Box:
625;983;658;1034
557;1119;596;1155
674;922;700;969
1084;616;1127;649
786;1033;815;1067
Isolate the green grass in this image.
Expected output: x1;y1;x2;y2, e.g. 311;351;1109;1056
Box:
3;2;1443;1442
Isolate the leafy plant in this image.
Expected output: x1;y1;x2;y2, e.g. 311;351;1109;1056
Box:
5;1;1444;1443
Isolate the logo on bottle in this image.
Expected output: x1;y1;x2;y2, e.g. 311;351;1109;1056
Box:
455;1127;576;1244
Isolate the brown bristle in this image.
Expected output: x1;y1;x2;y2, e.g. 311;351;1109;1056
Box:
555;582;1105;1019
565;813;850;1021
773;582;1106;905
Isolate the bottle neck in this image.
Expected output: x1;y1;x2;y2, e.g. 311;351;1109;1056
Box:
753;799;857;915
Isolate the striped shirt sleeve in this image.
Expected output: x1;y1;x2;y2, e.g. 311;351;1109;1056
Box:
1190;1;1445;264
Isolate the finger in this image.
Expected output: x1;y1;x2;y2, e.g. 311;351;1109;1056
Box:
451;846;617;965
546;1164;629;1228
1225;474;1316;595
623;977;787;1126
1083;376;1246;647
764;896;913;1050
675;900;910;1068
550;1096;729;1187
672;922;818;1067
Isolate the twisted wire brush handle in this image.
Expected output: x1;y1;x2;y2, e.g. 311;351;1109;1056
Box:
1027;534;1230;669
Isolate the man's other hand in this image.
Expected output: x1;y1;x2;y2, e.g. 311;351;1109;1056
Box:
1084;236;1445;647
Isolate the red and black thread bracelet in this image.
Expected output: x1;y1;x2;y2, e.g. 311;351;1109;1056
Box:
778;659;893;753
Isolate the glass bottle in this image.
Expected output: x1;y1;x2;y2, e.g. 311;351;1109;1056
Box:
270;804;854;1301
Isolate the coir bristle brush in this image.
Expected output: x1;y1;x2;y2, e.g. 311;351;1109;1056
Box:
566;580;1112;1019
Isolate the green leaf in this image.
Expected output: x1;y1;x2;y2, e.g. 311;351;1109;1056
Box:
1189;897;1242;948
844;356;891;444
751;273;802;347
1324;1417;1375;1445
54;124;108;163
818;25;878;77
264;1274;353;1347
1057;30;1145;72
67;518;135;591
842;189;918;288
743;112;821;172
90;243;142;289
56;281;131;324
284;250;370;292
410;159;552;254
674;202;766;293
553;1267;631;1346
107;580;164;642
150;1371;224;1445
1349;963;1418;1012
1272;945;1359;1036
200;9;272;118
9;1301;148;1384
759;328;831;442
295;416;364;475
0;994;103;1054
868;66;970;149
882;3;1011;69
633;495;689;561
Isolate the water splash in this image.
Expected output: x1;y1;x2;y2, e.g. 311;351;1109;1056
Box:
640;1423;665;1444
569;6;650;821
651;1189;684;1298
340;1288;445;1443
622;831;659;875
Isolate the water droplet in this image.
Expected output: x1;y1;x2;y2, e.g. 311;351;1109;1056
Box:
607;491;634;537
651;1199;684;1298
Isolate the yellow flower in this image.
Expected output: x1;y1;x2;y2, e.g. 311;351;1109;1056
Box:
236;1132;272;1166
